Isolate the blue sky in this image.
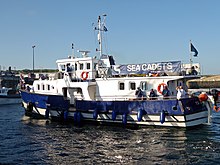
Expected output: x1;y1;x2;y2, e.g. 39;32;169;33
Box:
0;0;220;74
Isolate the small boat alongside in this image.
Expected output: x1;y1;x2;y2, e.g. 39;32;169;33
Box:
20;15;215;128
0;87;21;105
0;67;21;105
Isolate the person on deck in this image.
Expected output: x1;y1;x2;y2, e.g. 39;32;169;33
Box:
176;86;186;100
26;85;31;92
149;89;157;100
66;63;72;72
135;87;143;100
162;86;170;98
211;89;219;111
191;66;198;75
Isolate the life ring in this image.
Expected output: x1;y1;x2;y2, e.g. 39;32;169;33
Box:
81;71;88;80
157;83;167;94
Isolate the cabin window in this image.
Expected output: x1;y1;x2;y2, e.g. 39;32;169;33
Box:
63;88;67;97
140;81;148;90
47;85;50;90
75;63;77;71
130;82;136;90
119;82;125;90
66;63;71;72
61;65;65;71
94;63;97;69
80;63;83;70
77;88;82;94
37;84;40;90
86;63;91;70
42;84;45;90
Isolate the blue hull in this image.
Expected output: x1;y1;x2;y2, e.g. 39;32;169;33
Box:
20;90;69;118
20;90;209;127
75;98;207;116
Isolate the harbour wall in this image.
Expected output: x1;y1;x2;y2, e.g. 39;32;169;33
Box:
187;75;220;89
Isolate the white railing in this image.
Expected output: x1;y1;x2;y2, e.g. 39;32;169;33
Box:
95;95;178;101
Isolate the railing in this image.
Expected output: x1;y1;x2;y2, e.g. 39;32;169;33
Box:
94;95;179;101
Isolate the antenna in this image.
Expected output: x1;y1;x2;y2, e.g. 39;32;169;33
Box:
71;43;74;58
77;50;90;58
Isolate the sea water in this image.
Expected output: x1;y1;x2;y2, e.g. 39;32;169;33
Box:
0;104;220;164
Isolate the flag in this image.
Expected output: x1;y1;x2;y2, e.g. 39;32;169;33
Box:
190;43;198;57
103;26;108;32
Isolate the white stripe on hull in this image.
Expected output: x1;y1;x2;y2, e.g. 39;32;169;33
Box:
22;101;208;127
185;111;208;121
23;102;47;116
68;111;208;128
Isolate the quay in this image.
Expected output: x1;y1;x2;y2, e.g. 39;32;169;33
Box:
187;75;220;89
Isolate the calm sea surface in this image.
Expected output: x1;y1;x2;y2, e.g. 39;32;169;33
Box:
0;104;220;165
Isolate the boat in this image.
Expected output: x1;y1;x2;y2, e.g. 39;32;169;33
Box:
20;15;215;127
0;67;21;105
0;87;21;105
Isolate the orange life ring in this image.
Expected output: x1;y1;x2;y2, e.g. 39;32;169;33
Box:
157;83;167;94
81;71;88;80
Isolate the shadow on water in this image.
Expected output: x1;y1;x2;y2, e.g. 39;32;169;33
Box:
1;104;220;164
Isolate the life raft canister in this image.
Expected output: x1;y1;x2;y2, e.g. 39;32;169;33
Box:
157;83;167;94
81;71;89;80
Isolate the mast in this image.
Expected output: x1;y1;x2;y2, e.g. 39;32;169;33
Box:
95;14;108;58
189;40;193;71
32;45;36;74
98;16;102;57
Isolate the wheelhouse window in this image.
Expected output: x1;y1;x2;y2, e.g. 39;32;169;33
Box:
61;65;65;71
86;63;91;70
119;82;125;90
80;63;83;70
140;81;148;90
75;63;77;71
77;88;82;94
130;82;136;90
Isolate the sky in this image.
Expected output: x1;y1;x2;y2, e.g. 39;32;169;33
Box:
0;0;220;75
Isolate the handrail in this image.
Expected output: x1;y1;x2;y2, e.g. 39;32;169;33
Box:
94;95;179;101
